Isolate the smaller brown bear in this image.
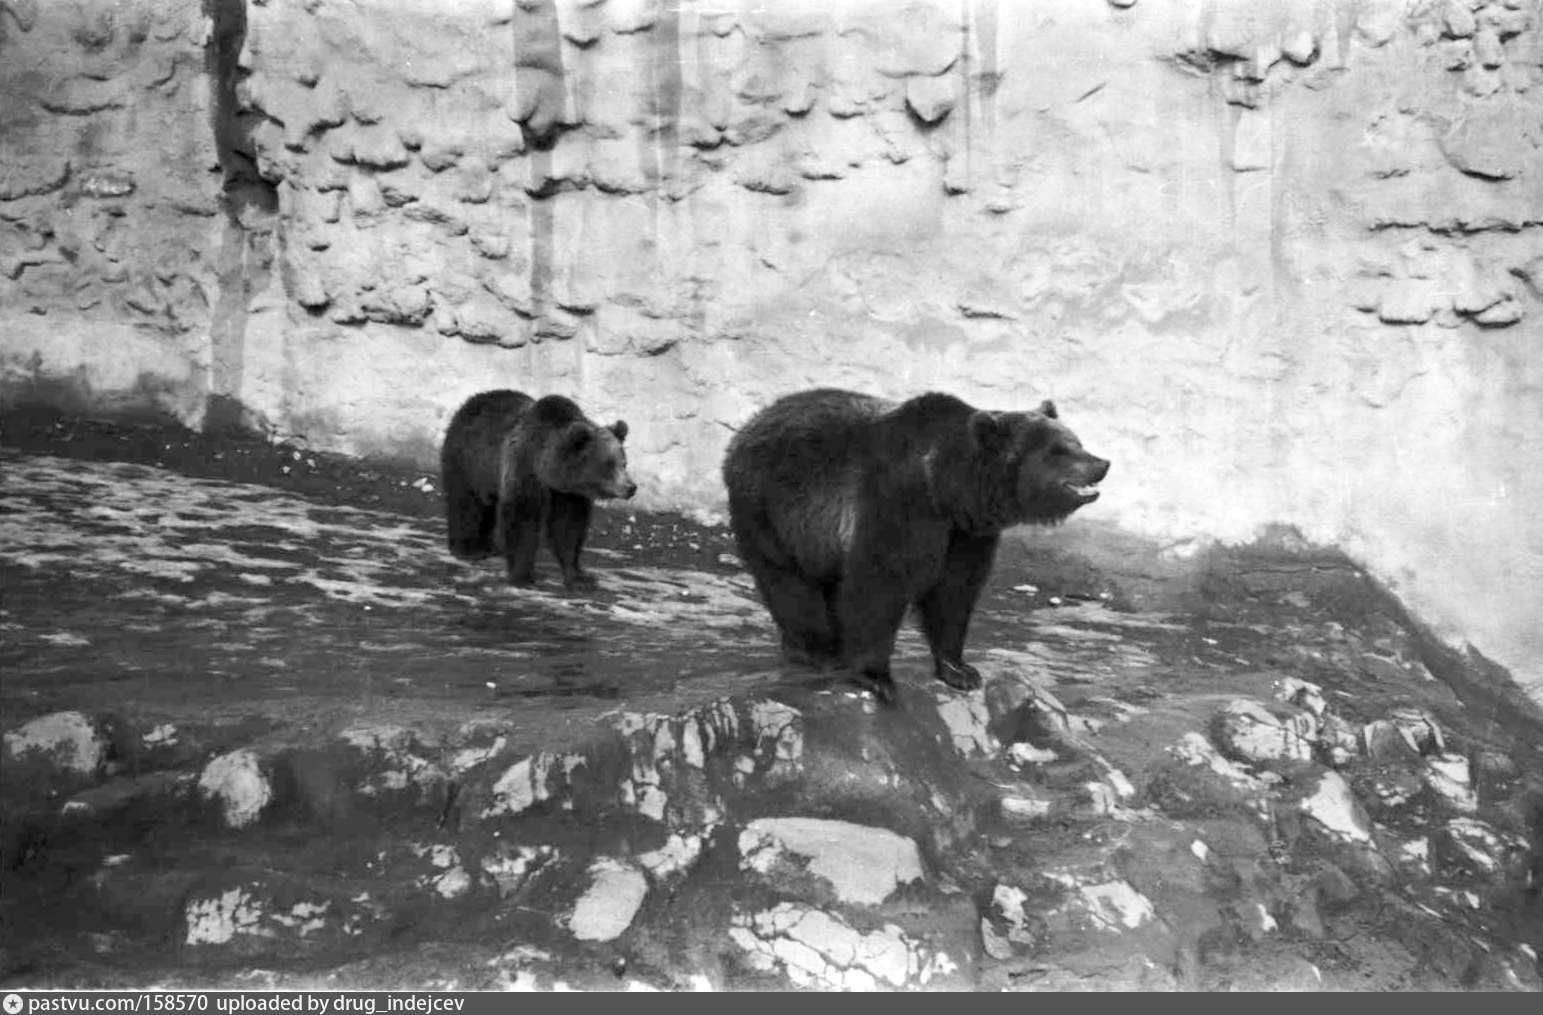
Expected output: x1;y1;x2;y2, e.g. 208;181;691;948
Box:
441;389;636;588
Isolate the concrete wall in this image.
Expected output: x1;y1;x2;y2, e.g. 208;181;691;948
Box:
2;0;1540;699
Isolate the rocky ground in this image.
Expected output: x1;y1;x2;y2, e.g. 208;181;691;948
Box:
2;410;1541;991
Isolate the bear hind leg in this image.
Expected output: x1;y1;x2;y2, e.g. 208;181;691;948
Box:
448;500;498;559
443;466;498;560
740;549;841;667
838;571;911;705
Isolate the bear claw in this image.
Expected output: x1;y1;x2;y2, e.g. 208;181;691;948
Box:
563;571;599;590
936;660;982;691
448;540;495;561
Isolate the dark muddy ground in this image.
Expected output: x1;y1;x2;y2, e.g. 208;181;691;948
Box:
2;408;1541;991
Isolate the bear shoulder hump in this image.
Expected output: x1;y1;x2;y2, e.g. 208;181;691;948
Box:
529;394;586;428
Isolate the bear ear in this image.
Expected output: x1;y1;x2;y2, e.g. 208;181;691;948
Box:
1037;399;1058;419
969;411;1010;450
561;423;594;453
610;420;629;443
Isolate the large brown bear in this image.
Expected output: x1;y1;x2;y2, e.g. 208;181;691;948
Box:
723;389;1109;703
441;390;636;588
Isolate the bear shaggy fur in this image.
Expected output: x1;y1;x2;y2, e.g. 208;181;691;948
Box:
723;389;1109;703
441;389;636;588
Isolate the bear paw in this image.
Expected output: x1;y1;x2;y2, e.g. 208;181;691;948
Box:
936;659;982;691
448;538;496;561
852;669;897;705
782;642;843;670
562;570;599;590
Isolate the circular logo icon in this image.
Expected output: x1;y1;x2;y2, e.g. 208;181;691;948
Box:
3;993;24;1015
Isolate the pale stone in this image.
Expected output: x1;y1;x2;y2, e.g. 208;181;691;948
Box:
871;5;963;78
733;903;921;989
1384;708;1446;754
482;753;565;818
1441;39;1475;69
1078;880;1156;931
1317;714;1362;767
1442;817;1529;876
1473;27;1505;68
568;859;648;942
637;832;705;881
1462;64;1504;96
481;845;555;897
1001;793;1056;821
748;700;803;768
1442;106;1536;179
1008;741;1059;765
1473;298;1523;326
1395;837;1431;874
1376;281;1439;324
1299;770;1372;842
1444;1;1477;38
1282;30;1318;64
1274;677;1326;715
936;693;996;757
1169;732;1265;789
1368;769;1423;809
1356;1;1403;46
1214;699;1317;764
739;817;923;905
1423;752;1478;812
197;750;272;828
981;884;1034;959
184;888;269;946
905;74;955;124
3;711;105;775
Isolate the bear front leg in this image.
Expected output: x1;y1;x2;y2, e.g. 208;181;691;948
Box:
547;492;596;589
839;573;912;705
916;531;1001;691
498;491;546;586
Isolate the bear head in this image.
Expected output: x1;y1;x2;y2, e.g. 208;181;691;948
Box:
969;400;1109;526
548;419;638;501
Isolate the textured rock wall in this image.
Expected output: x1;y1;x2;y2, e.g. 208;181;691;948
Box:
0;0;227;420
1;0;1540;698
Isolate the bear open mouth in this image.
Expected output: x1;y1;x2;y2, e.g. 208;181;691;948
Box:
1062;481;1101;503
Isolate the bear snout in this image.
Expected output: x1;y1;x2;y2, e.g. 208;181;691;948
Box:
1057;454;1109;507
618;479;638;500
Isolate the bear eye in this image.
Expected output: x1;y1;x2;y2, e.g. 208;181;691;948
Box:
1050;443;1069;457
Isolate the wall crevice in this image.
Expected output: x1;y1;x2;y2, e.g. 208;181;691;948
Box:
202;0;276;432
